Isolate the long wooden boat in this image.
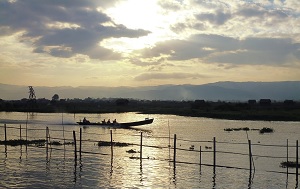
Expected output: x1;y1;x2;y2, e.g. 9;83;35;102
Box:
77;118;154;128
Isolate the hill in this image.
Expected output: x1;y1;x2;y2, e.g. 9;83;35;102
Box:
1;81;300;101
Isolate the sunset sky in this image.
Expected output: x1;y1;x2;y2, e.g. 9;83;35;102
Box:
0;0;300;87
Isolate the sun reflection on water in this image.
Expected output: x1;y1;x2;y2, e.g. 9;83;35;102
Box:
0;112;300;188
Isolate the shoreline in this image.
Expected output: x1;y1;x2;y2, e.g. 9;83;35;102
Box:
1;99;300;122
2;109;300;122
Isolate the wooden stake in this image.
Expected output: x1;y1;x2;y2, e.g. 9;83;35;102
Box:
110;130;113;157
213;137;216;173
73;131;77;160
200;146;202;172
4;124;7;142
20;124;22;140
46;127;49;152
140;132;143;160
79;128;82;159
46;127;49;158
173;134;177;166
296;140;299;182
248;139;252;172
287;139;289;176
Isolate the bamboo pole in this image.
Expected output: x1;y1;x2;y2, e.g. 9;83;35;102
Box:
200;146;202;172
140;132;143;160
287;139;289;176
46;127;49;159
248;139;252;172
110;130;113;157
25;123;28;141
4;124;7;143
80;128;82;159
213;137;216;173
296;140;299;182
73;131;77;160
46;127;49;152
20;124;22;140
173;134;177;166
25;112;28;151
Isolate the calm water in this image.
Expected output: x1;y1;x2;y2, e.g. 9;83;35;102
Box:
0;112;299;188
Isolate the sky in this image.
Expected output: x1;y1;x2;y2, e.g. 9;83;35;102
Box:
0;0;300;87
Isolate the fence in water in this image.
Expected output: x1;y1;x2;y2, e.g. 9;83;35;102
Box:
0;123;299;187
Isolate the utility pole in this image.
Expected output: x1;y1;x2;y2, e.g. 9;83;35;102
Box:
28;86;36;112
28;86;36;100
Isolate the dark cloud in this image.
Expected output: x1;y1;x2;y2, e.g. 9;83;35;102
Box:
0;0;150;60
138;34;300;65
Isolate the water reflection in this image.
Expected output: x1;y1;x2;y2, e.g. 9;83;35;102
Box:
212;173;216;189
19;145;22;164
248;170;253;189
173;163;177;186
140;159;143;183
73;157;77;183
4;145;7;159
1;112;300;188
110;156;113;177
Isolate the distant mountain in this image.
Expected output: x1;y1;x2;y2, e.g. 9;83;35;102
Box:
1;81;300;101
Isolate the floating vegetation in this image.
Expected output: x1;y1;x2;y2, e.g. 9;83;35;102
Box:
126;149;138;153
280;161;300;168
0;139;46;146
189;145;195;150
224;127;250;132
49;141;62;145
224;127;274;134
129;156;150;160
259;127;274;134
98;141;130;147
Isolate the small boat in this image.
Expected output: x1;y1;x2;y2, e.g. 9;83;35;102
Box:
77;118;154;128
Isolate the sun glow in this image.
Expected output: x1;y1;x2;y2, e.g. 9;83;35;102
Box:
102;0;180;52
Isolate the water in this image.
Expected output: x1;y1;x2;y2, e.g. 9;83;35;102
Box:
0;112;299;188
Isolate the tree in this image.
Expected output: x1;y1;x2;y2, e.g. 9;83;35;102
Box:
116;98;129;106
52;94;59;101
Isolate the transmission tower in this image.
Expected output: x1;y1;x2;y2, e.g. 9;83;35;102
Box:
28;86;36;100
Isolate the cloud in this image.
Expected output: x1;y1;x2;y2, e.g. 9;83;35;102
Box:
195;11;232;25
130;57;165;66
0;0;150;60
170;19;205;33
134;72;207;81
157;0;182;11
138;34;300;66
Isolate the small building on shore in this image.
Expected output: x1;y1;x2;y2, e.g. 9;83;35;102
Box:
248;100;256;105
259;99;271;106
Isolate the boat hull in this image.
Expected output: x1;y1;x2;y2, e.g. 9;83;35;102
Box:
77;118;154;128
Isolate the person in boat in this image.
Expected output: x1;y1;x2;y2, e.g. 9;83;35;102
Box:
113;119;117;124
102;119;106;124
107;119;111;124
83;117;87;123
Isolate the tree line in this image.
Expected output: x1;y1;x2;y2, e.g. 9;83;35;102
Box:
0;96;299;121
